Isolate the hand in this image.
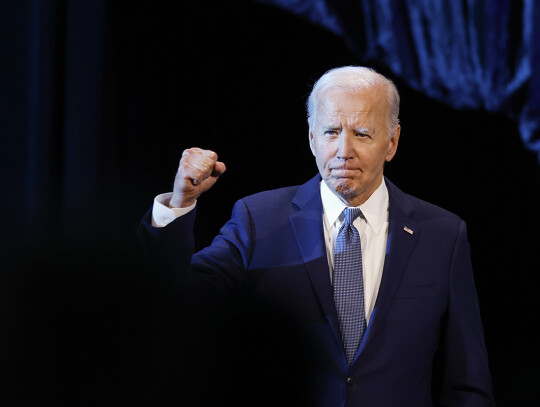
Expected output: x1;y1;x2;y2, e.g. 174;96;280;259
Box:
169;148;227;208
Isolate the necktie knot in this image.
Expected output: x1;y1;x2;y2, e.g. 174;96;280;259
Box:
342;207;362;227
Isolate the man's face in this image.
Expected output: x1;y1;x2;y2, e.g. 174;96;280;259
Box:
309;86;400;206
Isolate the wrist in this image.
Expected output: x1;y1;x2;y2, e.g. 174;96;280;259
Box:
169;193;196;209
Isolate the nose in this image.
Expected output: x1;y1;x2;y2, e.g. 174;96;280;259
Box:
337;132;354;159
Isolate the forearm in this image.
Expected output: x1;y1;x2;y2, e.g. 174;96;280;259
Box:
137;205;197;284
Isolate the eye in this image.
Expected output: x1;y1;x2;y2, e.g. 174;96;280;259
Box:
356;132;370;138
324;130;339;137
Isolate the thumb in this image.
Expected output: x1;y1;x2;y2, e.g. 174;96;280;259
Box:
195;161;226;192
211;161;227;177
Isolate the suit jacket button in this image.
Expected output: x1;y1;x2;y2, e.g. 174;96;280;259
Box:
345;376;356;387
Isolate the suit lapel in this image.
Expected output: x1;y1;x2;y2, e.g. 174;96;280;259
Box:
289;175;344;349
289;176;421;366
354;179;419;362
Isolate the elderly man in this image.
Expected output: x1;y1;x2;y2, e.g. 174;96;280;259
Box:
138;66;495;406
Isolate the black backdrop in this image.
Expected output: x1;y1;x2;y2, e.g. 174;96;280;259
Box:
1;1;539;406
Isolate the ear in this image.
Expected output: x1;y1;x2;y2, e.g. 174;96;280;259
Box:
385;125;400;162
309;129;316;156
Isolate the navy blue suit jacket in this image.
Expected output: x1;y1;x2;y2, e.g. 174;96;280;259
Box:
138;175;495;406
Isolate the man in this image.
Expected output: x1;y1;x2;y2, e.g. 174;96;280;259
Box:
138;66;495;406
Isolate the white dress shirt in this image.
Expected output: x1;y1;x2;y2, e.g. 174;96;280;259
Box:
319;178;389;323
151;193;195;227
151;178;389;323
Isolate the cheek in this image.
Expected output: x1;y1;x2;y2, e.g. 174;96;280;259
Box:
309;137;316;156
318;151;335;170
362;146;388;167
314;155;328;172
312;143;331;166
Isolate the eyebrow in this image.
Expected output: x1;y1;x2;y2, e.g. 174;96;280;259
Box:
355;127;370;133
321;125;371;134
322;126;370;131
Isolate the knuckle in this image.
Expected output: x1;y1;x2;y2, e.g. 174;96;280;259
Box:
183;147;201;156
179;162;194;177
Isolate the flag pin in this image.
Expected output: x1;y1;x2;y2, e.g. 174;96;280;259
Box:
403;226;414;235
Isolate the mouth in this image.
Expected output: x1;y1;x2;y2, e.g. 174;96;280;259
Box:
330;168;360;178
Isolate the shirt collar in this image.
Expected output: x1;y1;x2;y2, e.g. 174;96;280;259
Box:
320;177;389;235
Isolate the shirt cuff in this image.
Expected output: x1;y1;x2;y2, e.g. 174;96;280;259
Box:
151;192;197;227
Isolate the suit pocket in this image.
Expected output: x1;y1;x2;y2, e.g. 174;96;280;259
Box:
393;283;440;299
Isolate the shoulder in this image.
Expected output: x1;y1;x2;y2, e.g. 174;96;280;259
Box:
386;178;464;231
223;184;304;234
233;185;302;223
408;193;461;222
241;185;300;206
237;174;321;212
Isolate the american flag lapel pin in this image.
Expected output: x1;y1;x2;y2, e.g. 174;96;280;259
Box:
403;226;414;235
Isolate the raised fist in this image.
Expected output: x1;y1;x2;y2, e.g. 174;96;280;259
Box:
169;148;226;208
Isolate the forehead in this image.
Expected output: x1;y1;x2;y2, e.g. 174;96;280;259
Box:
316;87;387;125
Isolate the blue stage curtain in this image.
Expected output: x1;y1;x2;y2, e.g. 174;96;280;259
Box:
1;0;106;244
257;0;540;161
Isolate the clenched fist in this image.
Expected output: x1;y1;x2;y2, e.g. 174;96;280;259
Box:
169;148;227;208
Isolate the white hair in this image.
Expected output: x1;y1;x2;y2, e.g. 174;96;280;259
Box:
306;66;400;138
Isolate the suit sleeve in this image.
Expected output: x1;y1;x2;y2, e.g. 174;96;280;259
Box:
438;220;496;406
136;199;254;297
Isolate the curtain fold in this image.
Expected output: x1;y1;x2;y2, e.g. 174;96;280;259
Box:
0;0;106;243
258;0;539;161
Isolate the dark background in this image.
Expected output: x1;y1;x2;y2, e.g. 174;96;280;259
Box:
1;1;539;405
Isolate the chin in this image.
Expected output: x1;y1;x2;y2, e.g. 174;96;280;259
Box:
334;182;357;199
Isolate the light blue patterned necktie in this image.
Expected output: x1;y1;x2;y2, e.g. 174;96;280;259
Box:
333;207;367;366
